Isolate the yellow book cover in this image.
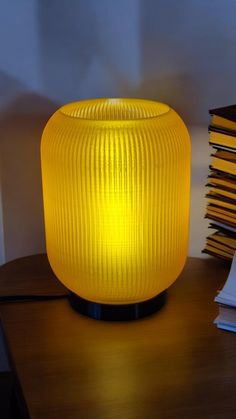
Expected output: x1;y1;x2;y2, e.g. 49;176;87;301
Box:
208;196;236;211
211;115;236;131
209;187;236;200
210;150;236;176
207;175;236;190
207;232;236;249
209;130;236;149
203;244;233;260
206;239;235;255
206;210;236;226
210;105;236;131
207;205;236;219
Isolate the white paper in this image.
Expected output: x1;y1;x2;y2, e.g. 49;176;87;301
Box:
215;320;236;332
215;250;236;306
210;221;236;234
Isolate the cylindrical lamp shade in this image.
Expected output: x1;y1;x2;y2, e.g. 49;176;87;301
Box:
41;98;191;318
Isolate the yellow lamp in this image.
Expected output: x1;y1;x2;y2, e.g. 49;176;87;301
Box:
41;98;191;320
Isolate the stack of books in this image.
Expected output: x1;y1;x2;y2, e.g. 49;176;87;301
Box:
214;252;236;332
203;104;236;261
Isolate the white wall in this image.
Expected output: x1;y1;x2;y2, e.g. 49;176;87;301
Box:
1;0;236;263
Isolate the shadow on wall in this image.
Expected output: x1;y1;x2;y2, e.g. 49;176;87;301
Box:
37;0;199;123
133;73;201;124
0;72;58;263
139;0;203;122
139;0;236;124
37;0;141;102
37;0;204;124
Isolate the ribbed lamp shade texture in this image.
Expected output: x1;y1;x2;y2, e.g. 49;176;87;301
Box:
41;98;191;306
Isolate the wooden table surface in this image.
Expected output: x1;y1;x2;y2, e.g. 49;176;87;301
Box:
0;254;235;419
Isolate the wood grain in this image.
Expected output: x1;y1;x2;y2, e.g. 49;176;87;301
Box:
0;254;67;296
0;255;235;419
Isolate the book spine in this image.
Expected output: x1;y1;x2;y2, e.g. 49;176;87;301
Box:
203;109;236;262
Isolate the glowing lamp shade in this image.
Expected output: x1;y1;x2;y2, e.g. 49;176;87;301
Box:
41;98;191;320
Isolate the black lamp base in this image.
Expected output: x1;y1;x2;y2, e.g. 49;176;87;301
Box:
68;291;167;321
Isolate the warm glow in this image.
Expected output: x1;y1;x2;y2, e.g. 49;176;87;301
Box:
41;98;191;304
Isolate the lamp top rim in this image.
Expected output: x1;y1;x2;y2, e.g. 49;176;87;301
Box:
59;98;171;122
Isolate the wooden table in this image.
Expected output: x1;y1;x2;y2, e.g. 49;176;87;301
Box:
0;254;235;419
